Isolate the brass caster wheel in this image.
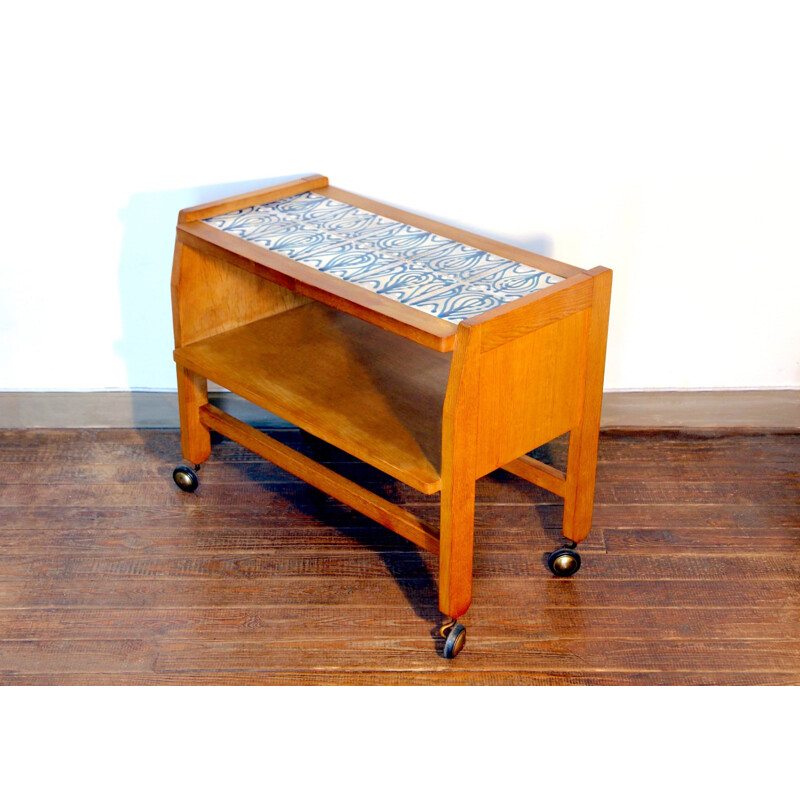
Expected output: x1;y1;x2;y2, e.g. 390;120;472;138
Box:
440;620;467;659
172;465;199;493
547;547;581;577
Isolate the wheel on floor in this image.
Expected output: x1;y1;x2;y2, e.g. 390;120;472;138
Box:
440;620;467;659
172;465;199;493
547;547;581;576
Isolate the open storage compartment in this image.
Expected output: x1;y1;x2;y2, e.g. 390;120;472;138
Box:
174;301;450;494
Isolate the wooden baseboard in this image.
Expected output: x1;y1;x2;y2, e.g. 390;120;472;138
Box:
0;391;289;430
0;389;797;430
600;390;799;429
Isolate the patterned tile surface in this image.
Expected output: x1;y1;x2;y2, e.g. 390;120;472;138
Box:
203;192;563;323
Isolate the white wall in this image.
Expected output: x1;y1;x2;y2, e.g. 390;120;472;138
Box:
2;0;798;391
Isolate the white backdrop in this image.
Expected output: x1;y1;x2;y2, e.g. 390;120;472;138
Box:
1;0;798;391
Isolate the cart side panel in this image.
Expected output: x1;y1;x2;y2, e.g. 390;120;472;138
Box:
170;241;311;347
473;309;591;477
462;271;611;480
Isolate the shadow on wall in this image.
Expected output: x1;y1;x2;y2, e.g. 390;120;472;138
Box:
115;175;307;429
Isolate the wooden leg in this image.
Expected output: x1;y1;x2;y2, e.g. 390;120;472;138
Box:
438;466;476;619
562;422;600;544
176;366;211;464
562;268;613;544
438;323;481;621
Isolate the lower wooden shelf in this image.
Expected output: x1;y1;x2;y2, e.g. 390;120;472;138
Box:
173;301;451;494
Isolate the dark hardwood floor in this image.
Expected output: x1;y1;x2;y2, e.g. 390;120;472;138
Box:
0;427;798;685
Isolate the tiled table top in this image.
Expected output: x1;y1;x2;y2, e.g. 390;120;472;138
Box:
203;191;563;324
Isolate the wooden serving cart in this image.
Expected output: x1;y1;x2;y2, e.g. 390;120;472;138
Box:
170;174;612;658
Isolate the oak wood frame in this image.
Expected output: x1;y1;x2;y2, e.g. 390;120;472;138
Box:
172;174;612;622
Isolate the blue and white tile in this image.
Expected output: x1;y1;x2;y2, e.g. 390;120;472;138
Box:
408;241;489;273
204;209;295;237
336;208;403;239
292;201;373;228
320;259;412;292
319;210;401;240
247;227;334;260
219;218;316;246
265;191;341;217
423;249;518;282
468;263;563;300
352;224;455;262
405;283;509;323
376;270;460;306
205;210;325;255
202;206;255;226
301;243;396;274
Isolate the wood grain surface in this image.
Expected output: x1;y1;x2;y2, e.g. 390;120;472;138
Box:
0;428;798;685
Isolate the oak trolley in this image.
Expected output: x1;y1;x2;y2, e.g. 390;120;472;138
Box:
170;174;612;659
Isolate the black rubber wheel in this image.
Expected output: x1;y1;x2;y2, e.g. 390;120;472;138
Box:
172;465;199;493
547;547;581;577
443;623;467;659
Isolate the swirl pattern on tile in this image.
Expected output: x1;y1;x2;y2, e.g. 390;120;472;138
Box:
204;192;562;322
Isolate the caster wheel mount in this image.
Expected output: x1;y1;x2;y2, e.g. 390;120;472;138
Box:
547;546;581;577
173;465;199;493
440;620;467;659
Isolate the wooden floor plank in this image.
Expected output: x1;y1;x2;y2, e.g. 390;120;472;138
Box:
144;638;800;674
0;605;796;641
0;527;607;556
2;458;798;485
1;501;797;531
6;525;794;556
1;577;796;610
4;637;798;675
2;670;797;686
2;477;799;506
0;640;155;673
0;552;797;582
602;528;800;553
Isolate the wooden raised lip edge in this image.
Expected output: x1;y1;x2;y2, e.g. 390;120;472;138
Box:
178;173;329;223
